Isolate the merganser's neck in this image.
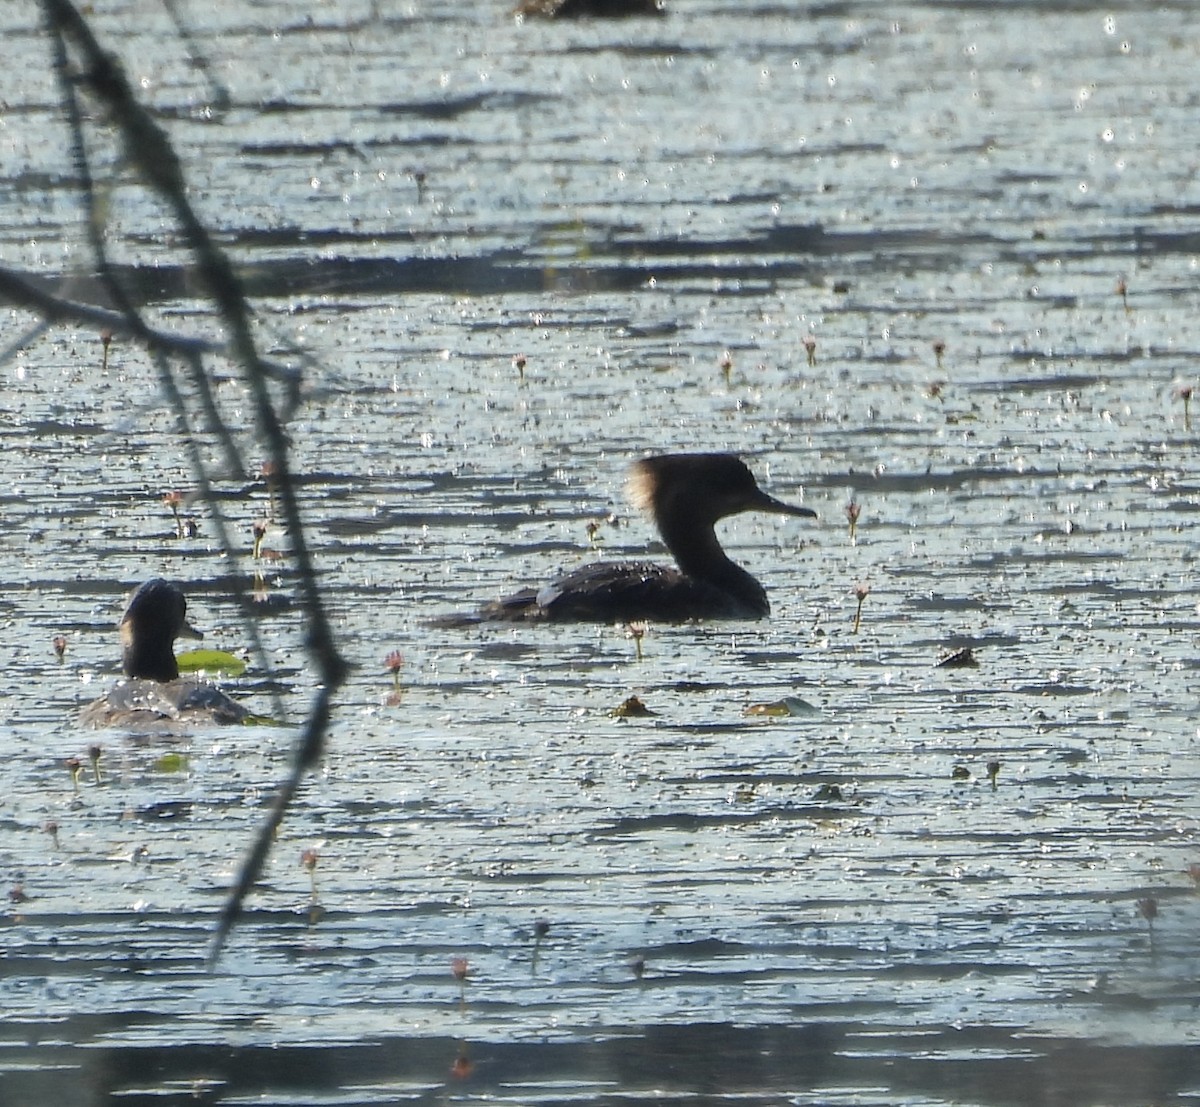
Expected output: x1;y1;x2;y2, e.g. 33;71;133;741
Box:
658;514;769;616
121;622;180;681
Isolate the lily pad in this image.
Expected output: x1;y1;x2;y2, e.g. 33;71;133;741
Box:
154;752;189;773
744;696;819;718
176;649;247;677
937;647;979;669
610;694;654;718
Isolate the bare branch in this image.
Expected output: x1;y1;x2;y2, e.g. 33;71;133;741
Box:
28;0;351;965
0;266;300;387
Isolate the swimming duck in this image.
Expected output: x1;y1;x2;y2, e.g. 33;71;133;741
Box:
80;579;250;728
440;452;816;625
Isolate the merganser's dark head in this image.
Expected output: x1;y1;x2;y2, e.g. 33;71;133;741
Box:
627;453;816;529
119;578;204;682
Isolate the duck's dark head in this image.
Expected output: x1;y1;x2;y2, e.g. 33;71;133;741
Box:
627;453;816;530
119;579;203;682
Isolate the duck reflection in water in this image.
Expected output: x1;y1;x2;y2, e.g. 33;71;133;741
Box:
441;453;816;625
80;579;250;728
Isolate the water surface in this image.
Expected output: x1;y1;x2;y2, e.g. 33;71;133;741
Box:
3;1;1200;1104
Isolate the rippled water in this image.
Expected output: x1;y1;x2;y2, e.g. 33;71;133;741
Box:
4;1;1200;1104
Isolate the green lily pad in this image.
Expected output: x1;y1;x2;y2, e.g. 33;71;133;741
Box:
745;701;788;717
154;752;189;773
176;649;247;677
745;696;819;718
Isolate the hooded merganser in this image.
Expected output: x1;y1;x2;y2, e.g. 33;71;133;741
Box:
441;453;816;625
80;579;250;728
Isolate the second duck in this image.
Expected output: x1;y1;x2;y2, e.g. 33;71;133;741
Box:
80;579;251;729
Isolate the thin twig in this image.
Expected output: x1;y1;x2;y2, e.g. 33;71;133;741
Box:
160;0;232;112
0;265;299;386
207;687;335;966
